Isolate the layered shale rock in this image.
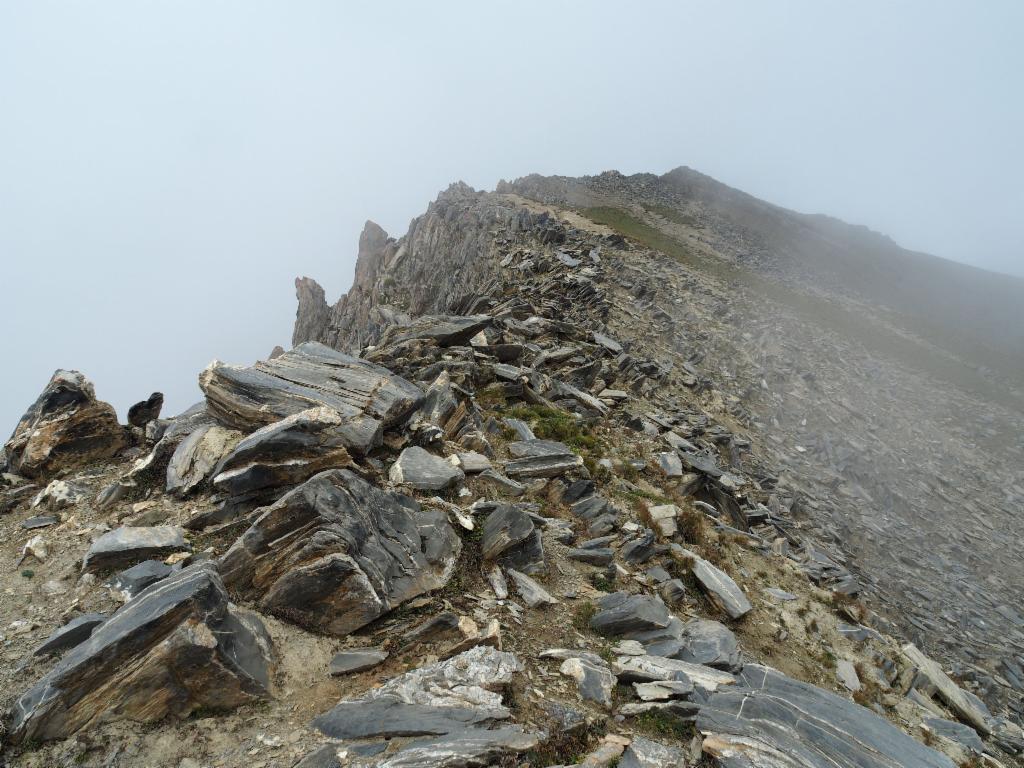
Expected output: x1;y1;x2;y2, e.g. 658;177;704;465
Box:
199;341;422;453
219;468;460;635
8;562;273;744
2;369;126;479
697;664;956;767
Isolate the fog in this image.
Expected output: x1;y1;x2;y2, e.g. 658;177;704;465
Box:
2;0;1022;434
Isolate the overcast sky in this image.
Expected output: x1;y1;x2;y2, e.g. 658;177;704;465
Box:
2;1;1022;436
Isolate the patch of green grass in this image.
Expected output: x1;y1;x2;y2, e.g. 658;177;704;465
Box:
591;573;616;593
475;383;507;408
21;569;34;579
505;404;599;453
612;487;671;506
644;203;701;229
633;709;695;740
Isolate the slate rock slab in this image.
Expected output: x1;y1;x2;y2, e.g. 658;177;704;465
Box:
379;314;492;347
211;407;355;499
481;504;544;573
312;646;524;740
698;664;955;768
33;613;107;656
109;559;174;600
590;592;671;637
620;735;688;768
902;643;991;736
504;439;584;479
9;562;273;744
220;469;460;636
389;446;464;491
676;547;752;619
83;526;189;573
560;656;614;708
166;423;241;497
506;568;558;607
3;369;127;480
199;341;423;436
329;647;389;676
677;618;742;672
613;654;735;693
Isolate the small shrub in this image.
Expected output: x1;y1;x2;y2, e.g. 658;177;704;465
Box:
573;601;597;632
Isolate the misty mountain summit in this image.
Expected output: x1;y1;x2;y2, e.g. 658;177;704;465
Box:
2;170;1024;767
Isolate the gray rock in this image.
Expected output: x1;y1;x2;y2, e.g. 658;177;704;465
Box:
620;735;688;768
613;654;736;693
481;504;544;573
211;407;356;503
698;664;955;768
677;618;742;672
455;451;491;473
3;369;127;480
33;613;107;656
655;452;683;478
389;446;464;491
901;643;991;736
590;592;670;637
560;656;614;708
31;479;87;510
9;563;273;744
220;469;460;636
329;647;389;676
127;392;164;428
922;717;984;755
506;568;558;607
109;559;174;599
22;515;58;530
633;680;695;701
165;423;240;497
504;439;584;479
502;418;536;440
568;547;615;566
83;526;189;573
475;469;526;496
675;547;752;619
199;341;423;437
312;646;525;739
379;314;492;347
836;659;860;692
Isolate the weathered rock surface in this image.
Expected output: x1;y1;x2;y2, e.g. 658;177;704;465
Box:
675;547;752;619
504;439;584;479
590;592;671;637
33;613;108;656
82;525;189;573
3;369;126;480
559;656;614;708
619;736;688;768
127;392;164;427
506;568;558;607
310;646;537;765
902;643;992;735
389;446;464;491
379;314;492;348
220;469;460;635
109;559;174;599
480;504;544;573
166;423;240;497
199;342;422;445
9;563;273;743
697;664;955;767
210;407;353;497
329;648;389;676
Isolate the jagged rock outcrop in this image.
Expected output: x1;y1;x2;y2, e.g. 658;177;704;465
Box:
199;341;423;452
8;563;273;744
219;468;460;635
3;370;126;479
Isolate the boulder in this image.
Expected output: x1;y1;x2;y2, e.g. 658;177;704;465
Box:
127;392;164;428
3;370;127;480
378;314;492;347
31;479;87;510
559;656;614;708
504;439;584;479
165;423;241;497
613;654;735;693
645;504;679;537
677;618;742;672
389;446;464;491
220;469;460;636
109;559;174;599
8;563;273;744
901;643;991;736
589;592;671;637
620;736;688;768
199;342;422;441
481;504;544;573
313;647;519;737
676;547;752;619
211;407;354;498
83;526;190;573
697;664;955;768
